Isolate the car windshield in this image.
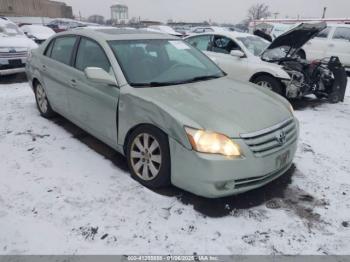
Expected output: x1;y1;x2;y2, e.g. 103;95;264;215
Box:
109;39;225;87
0;23;24;36
236;36;270;56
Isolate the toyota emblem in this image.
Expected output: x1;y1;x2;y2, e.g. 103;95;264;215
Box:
276;130;286;145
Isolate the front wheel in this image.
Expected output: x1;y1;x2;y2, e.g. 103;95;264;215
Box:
252;75;283;95
126;126;171;189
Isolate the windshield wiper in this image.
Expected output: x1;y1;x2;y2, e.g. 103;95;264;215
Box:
129;74;224;88
187;74;223;82
130;81;185;87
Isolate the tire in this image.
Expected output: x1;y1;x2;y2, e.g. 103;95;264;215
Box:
126;125;171;189
34;82;56;118
328;92;340;104
252;75;283;95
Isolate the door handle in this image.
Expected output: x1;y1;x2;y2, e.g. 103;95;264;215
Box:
70;79;77;87
328;43;335;47
42;65;47;72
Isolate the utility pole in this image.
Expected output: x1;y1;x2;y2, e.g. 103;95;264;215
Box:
322;7;327;19
273;12;279;19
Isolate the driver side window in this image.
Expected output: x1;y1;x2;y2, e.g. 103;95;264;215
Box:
75;38;112;74
211;35;241;54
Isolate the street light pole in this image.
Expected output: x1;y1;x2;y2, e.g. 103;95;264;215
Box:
322;7;327;19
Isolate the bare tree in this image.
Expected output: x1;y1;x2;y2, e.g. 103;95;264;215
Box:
247;3;271;21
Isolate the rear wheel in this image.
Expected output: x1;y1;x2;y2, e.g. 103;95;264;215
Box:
34;82;56;118
126;126;171;189
252;75;283;95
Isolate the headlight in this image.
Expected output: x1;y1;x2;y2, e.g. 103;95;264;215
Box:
185;127;241;157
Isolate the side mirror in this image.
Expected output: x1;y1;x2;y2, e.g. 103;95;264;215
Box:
84;67;117;86
230;50;245;58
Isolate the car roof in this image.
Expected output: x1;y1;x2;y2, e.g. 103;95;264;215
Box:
327;23;350;27
58;28;179;41
187;30;254;39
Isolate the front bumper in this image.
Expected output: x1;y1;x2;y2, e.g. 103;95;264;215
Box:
0;57;27;76
0;67;26;76
169;118;299;198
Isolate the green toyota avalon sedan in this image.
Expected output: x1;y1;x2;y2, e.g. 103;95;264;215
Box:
26;28;299;198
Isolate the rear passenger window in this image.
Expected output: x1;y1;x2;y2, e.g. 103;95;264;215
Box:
75;38;112;73
333;27;350;41
316;27;331;38
50;36;77;65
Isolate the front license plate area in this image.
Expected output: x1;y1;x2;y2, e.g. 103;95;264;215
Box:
9;59;23;66
276;151;290;169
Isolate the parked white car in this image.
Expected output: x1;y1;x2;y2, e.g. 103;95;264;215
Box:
185;22;347;102
189;26;228;35
146;25;182;37
304;24;350;70
20;24;55;44
185;31;291;93
0;17;38;76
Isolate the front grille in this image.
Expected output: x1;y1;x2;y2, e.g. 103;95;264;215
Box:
0;51;28;59
240;118;297;157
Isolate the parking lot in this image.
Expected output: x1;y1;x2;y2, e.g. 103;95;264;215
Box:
0;74;349;255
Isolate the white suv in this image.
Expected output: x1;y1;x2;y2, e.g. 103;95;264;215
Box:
304;24;350;70
0;17;37;76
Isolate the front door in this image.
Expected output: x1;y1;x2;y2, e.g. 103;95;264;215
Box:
67;37;120;147
206;35;249;81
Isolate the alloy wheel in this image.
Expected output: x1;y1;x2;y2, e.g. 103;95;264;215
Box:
130;133;162;181
36;84;48;113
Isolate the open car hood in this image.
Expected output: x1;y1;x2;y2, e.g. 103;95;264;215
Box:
264;22;326;53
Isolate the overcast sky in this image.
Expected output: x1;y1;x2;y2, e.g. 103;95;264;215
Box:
62;0;349;23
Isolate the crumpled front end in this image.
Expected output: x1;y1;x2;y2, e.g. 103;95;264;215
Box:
280;56;348;102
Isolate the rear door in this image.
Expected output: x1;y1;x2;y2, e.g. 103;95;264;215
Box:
67;37;120;147
325;27;350;68
304;26;332;60
40;36;78;115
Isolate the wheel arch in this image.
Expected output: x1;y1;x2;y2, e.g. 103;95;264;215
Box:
123;123;169;155
249;72;278;83
32;77;41;90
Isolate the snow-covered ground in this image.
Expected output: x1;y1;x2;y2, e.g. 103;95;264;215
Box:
0;75;349;255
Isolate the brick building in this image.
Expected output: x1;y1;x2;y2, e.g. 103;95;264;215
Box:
0;0;73;18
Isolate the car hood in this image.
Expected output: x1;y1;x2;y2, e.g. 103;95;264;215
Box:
0;35;38;49
263;22;326;53
132;77;292;138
